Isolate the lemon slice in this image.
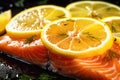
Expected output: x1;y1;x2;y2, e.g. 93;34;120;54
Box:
0;10;11;35
41;18;113;58
6;5;71;39
102;17;120;44
66;1;120;19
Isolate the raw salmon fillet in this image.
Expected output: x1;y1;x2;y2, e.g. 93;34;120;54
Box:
49;42;120;80
0;35;48;66
0;34;120;80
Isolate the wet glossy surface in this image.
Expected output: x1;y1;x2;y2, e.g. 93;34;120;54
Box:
0;0;119;80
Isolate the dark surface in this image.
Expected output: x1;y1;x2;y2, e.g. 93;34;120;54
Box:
0;0;119;80
0;52;75;80
0;0;119;16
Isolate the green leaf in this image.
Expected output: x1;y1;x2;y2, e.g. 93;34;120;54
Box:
15;0;24;7
18;73;57;80
38;73;57;80
19;74;34;80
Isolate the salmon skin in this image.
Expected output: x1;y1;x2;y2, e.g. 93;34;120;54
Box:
0;35;49;66
0;35;120;80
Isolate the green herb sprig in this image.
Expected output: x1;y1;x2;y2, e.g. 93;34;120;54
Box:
102;50;120;61
83;32;100;41
24;35;36;44
18;73;57;80
15;0;24;7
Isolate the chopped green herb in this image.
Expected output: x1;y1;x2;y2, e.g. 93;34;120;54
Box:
63;23;68;26
24;35;36;44
111;23;117;32
59;33;68;37
67;19;75;22
106;7;118;11
111;25;117;32
83;32;100;41
57;14;65;18
102;50;120;61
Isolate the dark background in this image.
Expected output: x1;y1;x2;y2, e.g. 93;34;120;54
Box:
0;0;119;80
0;0;120;16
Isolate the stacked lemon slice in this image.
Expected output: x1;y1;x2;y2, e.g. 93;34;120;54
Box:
5;5;71;39
66;1;120;19
41;18;113;58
